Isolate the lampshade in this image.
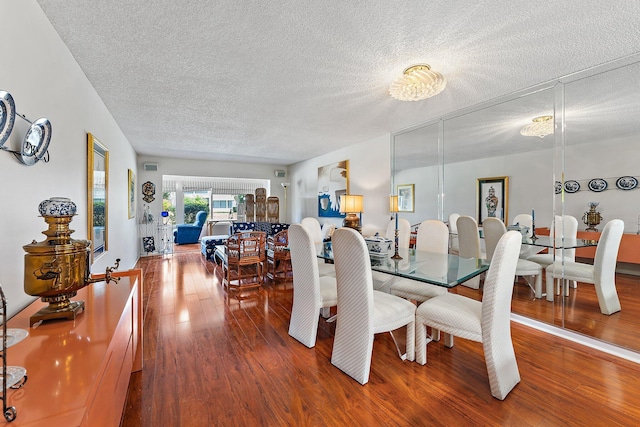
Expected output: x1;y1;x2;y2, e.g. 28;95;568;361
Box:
339;194;364;213
389;195;399;213
389;64;447;101
520;115;554;138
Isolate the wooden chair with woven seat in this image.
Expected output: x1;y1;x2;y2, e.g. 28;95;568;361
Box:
267;229;292;283
222;231;267;298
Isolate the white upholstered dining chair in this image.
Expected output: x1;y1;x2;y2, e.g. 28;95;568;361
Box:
300;217;335;277
483;218;543;298
331;228;416;385
287;224;338;348
456;215;484;289
526;215;579;268
389;220;449;302
415;230;522;400
545;219;624;314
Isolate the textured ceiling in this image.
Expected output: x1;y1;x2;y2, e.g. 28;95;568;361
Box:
36;1;640;165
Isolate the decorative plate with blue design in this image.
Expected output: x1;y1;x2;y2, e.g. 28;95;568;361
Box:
564;180;580;193
588;178;608;192
616;176;638;190
0;90;16;148
554;181;562;194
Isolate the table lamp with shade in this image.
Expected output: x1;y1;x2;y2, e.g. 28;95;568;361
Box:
339;194;364;232
389;195;402;260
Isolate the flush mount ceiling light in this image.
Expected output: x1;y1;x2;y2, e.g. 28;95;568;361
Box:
389;64;447;101
520;115;554;138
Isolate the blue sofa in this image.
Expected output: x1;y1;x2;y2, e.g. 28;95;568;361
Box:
173;211;208;244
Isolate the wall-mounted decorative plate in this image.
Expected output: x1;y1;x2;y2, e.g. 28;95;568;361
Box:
142;181;156;203
20;118;51;166
616;176;638;190
588;178;608;192
564;180;580;193
554;181;562;194
0;90;16;148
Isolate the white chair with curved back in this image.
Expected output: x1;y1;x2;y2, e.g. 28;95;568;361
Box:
287;224;338;347
448;213;461;254
300;217;335;277
526;215;579;268
456;215;485;289
415;231;522;400
483;218;543;298
331;228;416;385
389;220;449;302
545;219;624;314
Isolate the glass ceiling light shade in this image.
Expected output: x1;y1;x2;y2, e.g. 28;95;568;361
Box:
389;64;447;101
520;115;554;138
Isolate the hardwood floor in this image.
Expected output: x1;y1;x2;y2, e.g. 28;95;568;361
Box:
123;249;640;426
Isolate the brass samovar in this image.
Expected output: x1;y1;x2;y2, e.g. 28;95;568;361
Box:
23;197;119;326
582;201;603;232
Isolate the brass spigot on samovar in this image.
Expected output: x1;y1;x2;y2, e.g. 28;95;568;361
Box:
582;202;603;232
23;197;120;326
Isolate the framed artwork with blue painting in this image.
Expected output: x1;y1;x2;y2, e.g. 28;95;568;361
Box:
318;160;348;218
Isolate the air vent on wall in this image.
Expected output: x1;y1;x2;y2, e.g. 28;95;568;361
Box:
274;169;286;178
144;162;158;171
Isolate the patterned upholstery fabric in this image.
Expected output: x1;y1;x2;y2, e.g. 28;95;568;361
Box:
201;235;229;260
232;222;256;233
202;222;290;260
415;231;522;400
545;219;623;314
331;228;416;385
288;224;337;348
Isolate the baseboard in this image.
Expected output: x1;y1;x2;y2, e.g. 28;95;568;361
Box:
511;313;640;364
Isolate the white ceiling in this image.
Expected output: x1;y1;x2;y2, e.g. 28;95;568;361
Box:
36;1;640;165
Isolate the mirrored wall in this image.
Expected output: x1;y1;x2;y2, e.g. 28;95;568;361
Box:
392;54;640;353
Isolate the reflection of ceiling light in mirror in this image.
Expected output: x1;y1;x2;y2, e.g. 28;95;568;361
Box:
389;64;446;101
520;115;554;138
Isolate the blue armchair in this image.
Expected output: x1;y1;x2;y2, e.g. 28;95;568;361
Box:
173;211;208;244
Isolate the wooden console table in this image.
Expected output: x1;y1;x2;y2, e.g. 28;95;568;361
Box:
536;227;640;264
3;269;142;426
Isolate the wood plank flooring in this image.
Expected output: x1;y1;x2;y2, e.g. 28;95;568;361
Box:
123;247;640;426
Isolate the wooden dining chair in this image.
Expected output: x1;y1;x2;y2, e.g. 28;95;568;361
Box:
415;231;522;400
331;228;416;385
222;231;266;298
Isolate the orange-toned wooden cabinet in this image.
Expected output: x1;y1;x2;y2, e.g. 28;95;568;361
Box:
5;269;142;426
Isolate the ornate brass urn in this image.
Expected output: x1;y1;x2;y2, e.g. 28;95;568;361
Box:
23;197;119;326
582;202;603;232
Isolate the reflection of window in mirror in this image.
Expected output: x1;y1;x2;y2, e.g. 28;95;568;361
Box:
87;133;109;263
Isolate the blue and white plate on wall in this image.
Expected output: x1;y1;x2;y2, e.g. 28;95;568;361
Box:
616;176;638;190
564;180;580;193
588;178;608;192
554;181;562;194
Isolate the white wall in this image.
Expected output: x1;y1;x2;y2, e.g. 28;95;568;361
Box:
0;1;138;316
288;134;392;233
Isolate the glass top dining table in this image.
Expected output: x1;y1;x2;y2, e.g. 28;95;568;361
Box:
318;242;488;289
519;235;598;249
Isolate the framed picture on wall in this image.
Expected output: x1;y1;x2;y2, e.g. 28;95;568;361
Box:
477;176;508;225
128;169;136;219
397;184;415;212
318;160;348;217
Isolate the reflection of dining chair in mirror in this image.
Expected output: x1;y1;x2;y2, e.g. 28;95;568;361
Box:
288;225;337;348
484;218;543;298
448;213;460;254
331;228;416;385
415;231;522;400
545;219;624;314
512;214;540;259
390;220;449;302
456;215;485;289
300;217;335;277
526;216;579;296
